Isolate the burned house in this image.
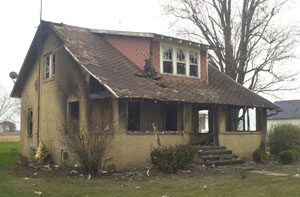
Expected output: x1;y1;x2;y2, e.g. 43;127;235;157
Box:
11;21;278;170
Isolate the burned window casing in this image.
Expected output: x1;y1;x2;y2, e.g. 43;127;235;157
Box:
68;101;79;133
28;108;33;137
227;107;257;132
165;104;177;131
89;75;107;94
128;102;140;131
69;101;79;120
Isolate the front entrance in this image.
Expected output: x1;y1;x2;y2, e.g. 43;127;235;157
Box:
194;107;218;146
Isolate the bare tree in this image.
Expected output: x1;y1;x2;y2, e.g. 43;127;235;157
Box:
0;85;20;123
164;0;299;96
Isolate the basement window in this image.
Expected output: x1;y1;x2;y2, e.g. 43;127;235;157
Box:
165;104;177;131
61;150;69;161
128;102;140;131
227;107;257;132
44;53;56;79
28;108;33;137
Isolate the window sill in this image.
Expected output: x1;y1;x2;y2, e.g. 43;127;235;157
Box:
43;77;55;83
127;130;185;135
160;72;200;79
222;131;263;135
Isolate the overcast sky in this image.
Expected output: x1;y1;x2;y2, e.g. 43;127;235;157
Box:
0;0;299;102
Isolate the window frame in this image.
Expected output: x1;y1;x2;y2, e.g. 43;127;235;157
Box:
44;53;56;80
27;108;33;137
160;43;201;78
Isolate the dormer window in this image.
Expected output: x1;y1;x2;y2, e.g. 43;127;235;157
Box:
189;52;199;77
160;44;200;78
162;47;173;74
176;49;186;75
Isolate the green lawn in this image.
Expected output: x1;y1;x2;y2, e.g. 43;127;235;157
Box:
1;142;300;197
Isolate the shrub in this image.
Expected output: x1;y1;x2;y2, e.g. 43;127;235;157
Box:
253;148;268;163
267;124;300;155
151;144;195;173
279;150;297;164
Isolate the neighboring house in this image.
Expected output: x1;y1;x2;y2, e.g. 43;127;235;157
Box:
11;21;278;170
267;100;300;133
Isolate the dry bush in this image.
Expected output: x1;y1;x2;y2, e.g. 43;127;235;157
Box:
61;117;113;176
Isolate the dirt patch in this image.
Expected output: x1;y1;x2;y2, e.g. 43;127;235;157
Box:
13;160;286;181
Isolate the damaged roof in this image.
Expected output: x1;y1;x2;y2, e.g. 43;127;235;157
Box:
11;21;278;109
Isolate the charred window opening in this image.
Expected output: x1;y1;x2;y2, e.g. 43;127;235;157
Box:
128;102;140;131
28;108;33;137
90;76;106;94
165;104;177;131
227;106;257;132
69;101;79;120
68;101;79;133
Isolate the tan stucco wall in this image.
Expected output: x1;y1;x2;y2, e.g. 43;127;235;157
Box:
218;132;263;159
21;32;90;162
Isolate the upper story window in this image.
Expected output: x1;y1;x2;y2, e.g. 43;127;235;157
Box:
44;53;56;79
162;47;173;74
160;44;200;78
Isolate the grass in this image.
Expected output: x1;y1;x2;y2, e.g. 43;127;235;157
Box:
1;143;300;196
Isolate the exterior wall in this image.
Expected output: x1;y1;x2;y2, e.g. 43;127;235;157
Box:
217;106;264;159
102;35;150;70
21;32;90;163
267;119;300;134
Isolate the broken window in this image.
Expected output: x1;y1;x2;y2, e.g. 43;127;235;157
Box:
227;106;257;132
69;101;79;121
162;47;173;74
28;108;33;137
189;52;198;77
177;49;186;75
198;110;209;133
89;75;106;94
44;53;55;79
128;102;140;131
165;103;177;131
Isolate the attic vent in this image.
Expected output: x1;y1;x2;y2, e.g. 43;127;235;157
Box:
61;150;69;161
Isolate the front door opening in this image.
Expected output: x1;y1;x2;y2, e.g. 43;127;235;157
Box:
198;110;209;133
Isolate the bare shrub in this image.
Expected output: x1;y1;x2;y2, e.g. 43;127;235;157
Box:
61;116;113;176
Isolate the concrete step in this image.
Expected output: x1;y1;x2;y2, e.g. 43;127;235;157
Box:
198;149;233;157
206;159;245;166
201;154;238;161
194;146;226;151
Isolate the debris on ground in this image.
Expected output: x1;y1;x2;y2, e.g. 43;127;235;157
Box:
34;191;42;195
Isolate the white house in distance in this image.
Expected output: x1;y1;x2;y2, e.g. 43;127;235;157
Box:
267;100;300;133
